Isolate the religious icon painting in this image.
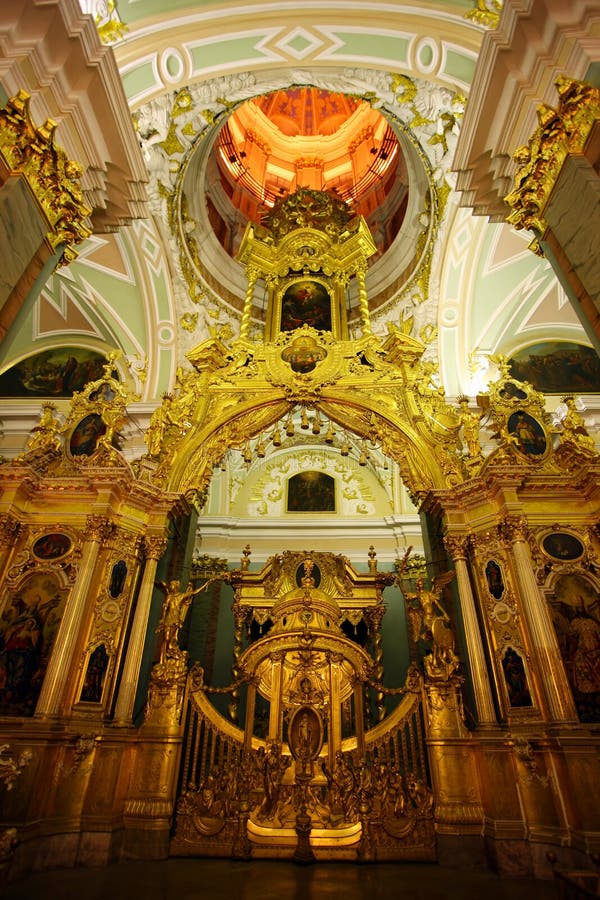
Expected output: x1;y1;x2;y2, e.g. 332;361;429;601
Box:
32;532;72;561
69;413;106;456
541;531;585;562
501;646;533;708
79;644;110;703
109;560;128;598
287;471;336;512
508;341;600;394
549;574;600;723
280;280;332;332
485;560;505;600
0;347;107;398
507;410;547;457
0;572;68;716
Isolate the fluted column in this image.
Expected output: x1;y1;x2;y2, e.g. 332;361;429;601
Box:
114;535;167;724
503;516;578;723
444;535;497;725
35;515;111;718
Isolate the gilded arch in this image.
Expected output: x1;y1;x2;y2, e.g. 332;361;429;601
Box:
142;329;460;505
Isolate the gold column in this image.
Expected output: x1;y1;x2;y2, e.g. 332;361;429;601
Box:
368;605;385;722
327;652;342;771
228;602;247;722
444;535;497;725
353;679;365;756
239;264;258;341
114;535;167;724
244;678;257;753
503;516;578;723
35;515;111;718
268;651;284;740
356;263;372;338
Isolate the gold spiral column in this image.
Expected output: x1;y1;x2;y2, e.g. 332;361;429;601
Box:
356;263;372;338
239;264;259;341
502;515;578;722
35;515;111;718
228;601;247;722
367;604;386;722
444;535;497;725
114;534;168;724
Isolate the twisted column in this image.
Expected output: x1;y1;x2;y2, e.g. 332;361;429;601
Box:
356;264;372;337
367;604;386;722
228;600;247;723
239;265;258;340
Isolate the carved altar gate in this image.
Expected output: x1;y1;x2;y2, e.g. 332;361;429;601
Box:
170;551;435;861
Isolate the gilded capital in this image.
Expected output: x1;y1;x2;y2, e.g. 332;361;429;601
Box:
0;515;21;549
143;536;168;561
444;535;471;560
501;515;529;544
85;515;113;544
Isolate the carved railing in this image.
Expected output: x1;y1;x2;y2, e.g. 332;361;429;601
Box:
171;674;434;860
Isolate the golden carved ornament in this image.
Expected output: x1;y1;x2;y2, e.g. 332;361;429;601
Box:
505;77;600;251
464;0;501;29
0;90;91;265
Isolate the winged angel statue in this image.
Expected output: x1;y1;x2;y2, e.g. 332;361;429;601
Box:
402;571;460;680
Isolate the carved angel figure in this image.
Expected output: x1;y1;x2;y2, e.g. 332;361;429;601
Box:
560;396;596;454
155;577;216;662
403;571;459;678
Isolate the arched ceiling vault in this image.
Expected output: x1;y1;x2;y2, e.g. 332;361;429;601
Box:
0;0;592;420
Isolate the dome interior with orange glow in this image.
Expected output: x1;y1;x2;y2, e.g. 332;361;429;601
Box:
208;87;408;260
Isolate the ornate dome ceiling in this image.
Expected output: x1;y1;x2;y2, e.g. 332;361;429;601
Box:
211;88;406;259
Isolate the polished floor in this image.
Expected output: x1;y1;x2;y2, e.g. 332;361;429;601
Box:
2;858;562;900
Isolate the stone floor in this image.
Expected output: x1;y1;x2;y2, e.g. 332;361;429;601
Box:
2;858;562;900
